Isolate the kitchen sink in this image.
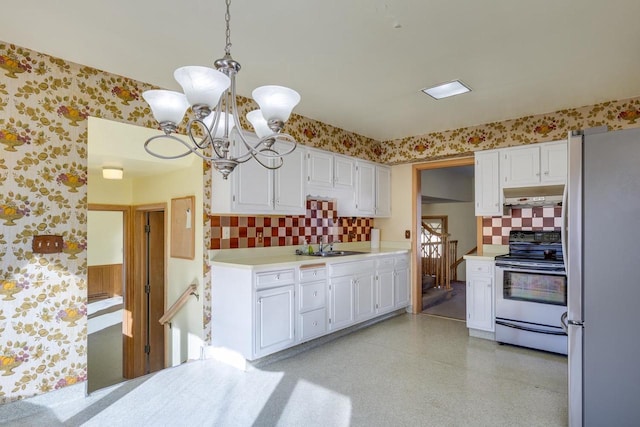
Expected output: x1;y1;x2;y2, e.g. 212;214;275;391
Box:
305;250;365;257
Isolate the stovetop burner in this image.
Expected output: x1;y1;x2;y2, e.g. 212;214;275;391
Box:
495;230;565;271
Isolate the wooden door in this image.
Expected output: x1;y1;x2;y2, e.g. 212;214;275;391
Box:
146;211;165;374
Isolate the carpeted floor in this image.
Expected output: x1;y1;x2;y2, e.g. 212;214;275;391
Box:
421;281;466;320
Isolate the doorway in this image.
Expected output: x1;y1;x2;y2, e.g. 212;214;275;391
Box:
411;157;479;317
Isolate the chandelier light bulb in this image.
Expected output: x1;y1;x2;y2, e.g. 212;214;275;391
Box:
174;66;231;109
251;85;301;123
246;110;273;139
203;112;236;138
142;90;189;125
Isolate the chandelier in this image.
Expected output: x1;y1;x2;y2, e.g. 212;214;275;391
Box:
142;0;301;179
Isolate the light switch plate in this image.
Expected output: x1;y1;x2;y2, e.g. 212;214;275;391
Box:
222;227;230;239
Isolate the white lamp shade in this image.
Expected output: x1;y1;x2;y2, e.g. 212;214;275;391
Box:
102;167;123;180
246;110;273;138
251;85;300;123
203;112;236;138
142;90;189;124
174;66;230;108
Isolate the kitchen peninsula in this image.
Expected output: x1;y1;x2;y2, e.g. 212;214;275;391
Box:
209;243;410;363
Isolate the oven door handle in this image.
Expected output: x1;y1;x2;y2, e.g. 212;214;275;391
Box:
496;320;568;336
495;265;566;274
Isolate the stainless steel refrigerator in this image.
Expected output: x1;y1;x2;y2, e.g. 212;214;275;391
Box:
566;127;640;426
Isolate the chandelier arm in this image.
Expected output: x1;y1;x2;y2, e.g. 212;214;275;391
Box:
144;134;205;160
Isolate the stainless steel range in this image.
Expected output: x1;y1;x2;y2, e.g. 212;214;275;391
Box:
494;230;567;355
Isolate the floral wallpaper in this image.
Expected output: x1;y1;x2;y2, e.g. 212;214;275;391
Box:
2;38;640;404
379;97;640;163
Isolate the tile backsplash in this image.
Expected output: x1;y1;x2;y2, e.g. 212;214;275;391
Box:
483;206;563;245
210;199;373;250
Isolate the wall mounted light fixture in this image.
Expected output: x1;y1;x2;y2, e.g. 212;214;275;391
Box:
102;167;123;180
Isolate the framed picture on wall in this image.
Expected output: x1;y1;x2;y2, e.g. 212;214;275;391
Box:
170;195;195;259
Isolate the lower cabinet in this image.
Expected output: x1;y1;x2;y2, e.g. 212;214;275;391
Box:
255;285;295;358
212;252;410;361
466;259;495;335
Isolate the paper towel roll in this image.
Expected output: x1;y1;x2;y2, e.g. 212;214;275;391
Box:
370;228;380;249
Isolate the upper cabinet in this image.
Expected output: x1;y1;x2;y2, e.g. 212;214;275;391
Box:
307;149;390;218
501;140;567;187
474;140;567;216
211;134;306;215
474;150;502;216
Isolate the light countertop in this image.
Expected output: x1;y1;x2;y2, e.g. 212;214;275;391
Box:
463;244;508;261
209;242;410;269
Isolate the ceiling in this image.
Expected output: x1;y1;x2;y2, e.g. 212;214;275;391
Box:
3;0;640;142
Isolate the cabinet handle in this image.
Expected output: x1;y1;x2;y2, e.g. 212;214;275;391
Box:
258;298;262;304
313;321;318;327
313;291;318;297
313;271;317;276
544;171;549;175
487;283;492;288
275;274;280;280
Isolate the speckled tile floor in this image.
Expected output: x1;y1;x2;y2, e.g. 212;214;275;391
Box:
0;314;568;427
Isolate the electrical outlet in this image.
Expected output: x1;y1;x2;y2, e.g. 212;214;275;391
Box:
405;230;411;239
222;227;230;239
257;232;263;243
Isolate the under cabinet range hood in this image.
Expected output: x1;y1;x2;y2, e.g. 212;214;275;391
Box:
503;184;565;208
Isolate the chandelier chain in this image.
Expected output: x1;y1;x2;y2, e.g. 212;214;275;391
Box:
224;0;232;56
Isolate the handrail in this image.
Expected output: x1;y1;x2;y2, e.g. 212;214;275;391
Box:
452;246;477;270
159;283;199;325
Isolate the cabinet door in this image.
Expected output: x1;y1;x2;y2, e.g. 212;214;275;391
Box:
255;285;295;357
274;141;305;214
501;145;540;187
334;155;356;189
466;275;494;331
232;135;274;213
354;272;376;321
307;148;334;188
355;161;376;215
377;269;395;314
328;275;354;331
474;150;502;216
375;165;391;217
394;267;409;308
540;141;567;184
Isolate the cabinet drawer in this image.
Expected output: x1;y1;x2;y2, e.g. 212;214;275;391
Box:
299;308;326;341
255;269;295;289
299;266;326;283
376;257;395;271
330;259;375;277
300;281;326;312
467;261;493;275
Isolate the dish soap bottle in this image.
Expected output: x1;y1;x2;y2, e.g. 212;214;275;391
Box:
301;239;309;254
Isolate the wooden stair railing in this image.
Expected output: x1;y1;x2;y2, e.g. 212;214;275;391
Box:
159;283;199;326
450;245;477;281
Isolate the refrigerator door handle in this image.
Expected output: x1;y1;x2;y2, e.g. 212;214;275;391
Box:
560;311;568;333
568;319;584;326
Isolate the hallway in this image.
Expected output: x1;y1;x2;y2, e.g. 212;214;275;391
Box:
0;314;567;426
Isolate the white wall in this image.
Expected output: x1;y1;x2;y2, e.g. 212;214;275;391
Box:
422;202;476;280
88;173;134;205
421;168;473;202
133;160;204;366
87;210;123;266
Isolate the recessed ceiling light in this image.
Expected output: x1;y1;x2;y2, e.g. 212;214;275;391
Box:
421;80;471;100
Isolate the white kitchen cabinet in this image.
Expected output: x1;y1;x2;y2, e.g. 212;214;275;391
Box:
307;148;334;188
539;141;567;183
255;284;295;358
354;270;376;321
328;274;354;331
501;140;567;187
466;260;495;334
355;160;376;216
375;165;392;217
211;251;410;361
334;154;356;189
376;257;395;314
474;150;502;216
211;135;305;215
393;254;410;308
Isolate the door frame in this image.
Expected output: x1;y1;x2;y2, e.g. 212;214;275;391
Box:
131;203;167;378
87;203;133;378
411;157;479;314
